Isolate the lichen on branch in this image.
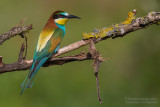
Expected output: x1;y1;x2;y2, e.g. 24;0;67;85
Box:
82;10;160;40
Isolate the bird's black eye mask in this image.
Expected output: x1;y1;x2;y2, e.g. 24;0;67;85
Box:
53;14;67;19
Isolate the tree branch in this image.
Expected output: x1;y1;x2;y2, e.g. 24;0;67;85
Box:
0;24;32;45
0;52;94;74
0;11;160;74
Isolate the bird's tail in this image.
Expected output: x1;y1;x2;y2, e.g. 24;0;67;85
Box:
20;62;40;95
20;56;49;95
20;72;39;95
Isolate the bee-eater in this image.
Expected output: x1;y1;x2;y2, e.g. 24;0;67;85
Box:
20;10;80;94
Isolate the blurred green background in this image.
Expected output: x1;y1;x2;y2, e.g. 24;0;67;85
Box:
0;0;160;107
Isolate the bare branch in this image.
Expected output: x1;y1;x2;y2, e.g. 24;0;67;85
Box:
0;52;93;74
0;25;32;45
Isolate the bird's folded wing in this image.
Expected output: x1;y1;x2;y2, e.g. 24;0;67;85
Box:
33;28;64;61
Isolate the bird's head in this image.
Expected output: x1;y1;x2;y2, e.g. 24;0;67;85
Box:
53;11;80;25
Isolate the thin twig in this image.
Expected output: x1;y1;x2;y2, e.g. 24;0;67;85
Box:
16;18;27;27
96;74;102;104
18;43;25;63
0;56;3;67
24;36;27;60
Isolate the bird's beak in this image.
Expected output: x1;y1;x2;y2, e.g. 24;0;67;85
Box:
67;15;81;19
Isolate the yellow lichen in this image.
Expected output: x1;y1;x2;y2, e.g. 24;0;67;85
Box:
95;34;99;38
122;11;136;24
99;26;114;38
99;30;107;38
82;32;94;39
115;24;119;28
82;10;137;40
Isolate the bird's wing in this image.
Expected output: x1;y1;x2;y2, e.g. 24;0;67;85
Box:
34;28;64;61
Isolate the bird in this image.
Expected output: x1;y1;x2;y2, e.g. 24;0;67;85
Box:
20;10;80;95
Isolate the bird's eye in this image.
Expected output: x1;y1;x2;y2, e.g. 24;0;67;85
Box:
59;14;63;18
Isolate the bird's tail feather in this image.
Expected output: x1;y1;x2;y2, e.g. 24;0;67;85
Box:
20;57;49;95
20;68;39;95
20;61;44;94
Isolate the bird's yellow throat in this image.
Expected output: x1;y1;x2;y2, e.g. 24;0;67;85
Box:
55;18;68;25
